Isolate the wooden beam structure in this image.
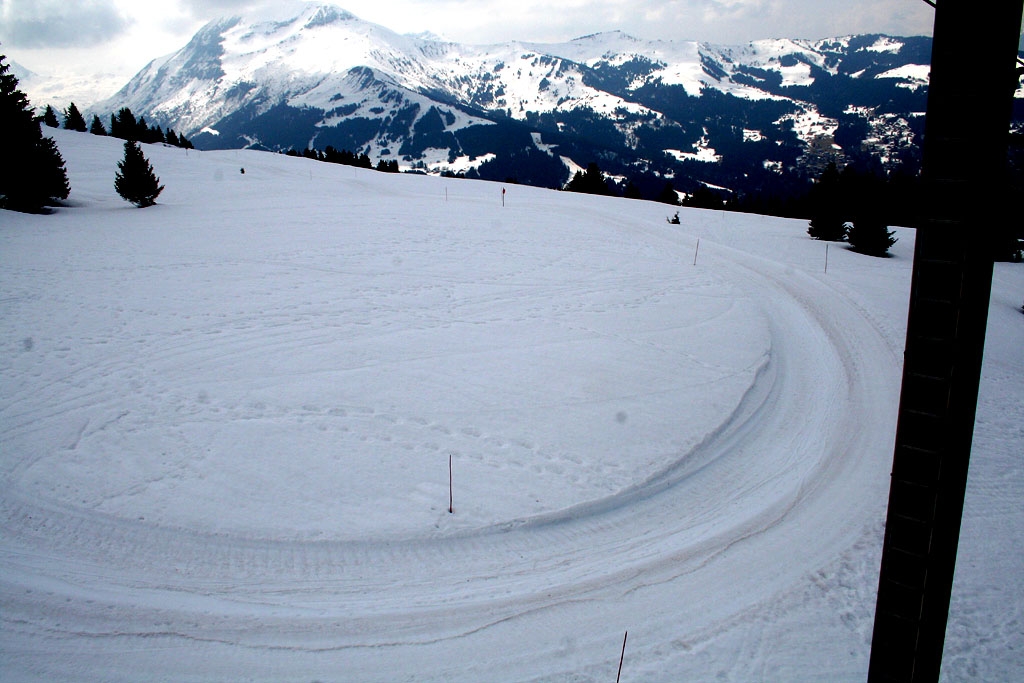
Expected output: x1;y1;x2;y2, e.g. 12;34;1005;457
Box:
867;1;1024;681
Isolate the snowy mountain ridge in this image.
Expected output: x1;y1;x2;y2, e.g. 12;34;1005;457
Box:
93;3;938;193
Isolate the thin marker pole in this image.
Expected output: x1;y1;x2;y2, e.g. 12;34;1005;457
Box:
448;454;453;514
616;630;628;683
693;239;700;266
825;243;829;274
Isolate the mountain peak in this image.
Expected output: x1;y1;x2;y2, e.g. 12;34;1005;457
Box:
304;5;358;28
573;29;640;43
407;30;449;44
224;3;360;29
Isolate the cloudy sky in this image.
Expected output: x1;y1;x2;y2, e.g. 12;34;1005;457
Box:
2;0;941;106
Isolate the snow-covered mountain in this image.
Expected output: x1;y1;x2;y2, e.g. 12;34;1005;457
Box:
94;3;937;194
6;58;36;85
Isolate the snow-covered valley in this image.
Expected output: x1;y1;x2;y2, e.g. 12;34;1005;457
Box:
1;129;1021;681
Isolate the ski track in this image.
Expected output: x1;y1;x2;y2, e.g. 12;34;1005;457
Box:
3;129;1017;681
0;239;895;679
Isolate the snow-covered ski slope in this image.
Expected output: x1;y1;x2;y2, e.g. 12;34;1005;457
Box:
2;129;1021;681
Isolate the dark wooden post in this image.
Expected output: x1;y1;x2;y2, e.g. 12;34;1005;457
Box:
867;2;1024;681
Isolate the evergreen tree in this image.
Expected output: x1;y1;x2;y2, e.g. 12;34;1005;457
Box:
684;186;726;210
110;107;140;140
844;168;897;256
656;181;680;205
565;170;583;191
115;140;164;207
0;55;71;212
623;180;643;200
33;136;72;202
163;128;193;149
89;114;107;135
133;116;165;145
63;102;87;132
806;161;848;241
808;214;848;242
847;216;897;256
42;104;59;127
565;162;612;196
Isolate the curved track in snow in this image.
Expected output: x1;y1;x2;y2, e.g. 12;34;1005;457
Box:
0;233;901;682
1;132;909;681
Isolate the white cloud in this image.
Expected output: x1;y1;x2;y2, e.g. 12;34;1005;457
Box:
350;0;934;44
0;0;130;48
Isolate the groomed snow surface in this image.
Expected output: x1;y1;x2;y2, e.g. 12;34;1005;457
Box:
2;130;1022;681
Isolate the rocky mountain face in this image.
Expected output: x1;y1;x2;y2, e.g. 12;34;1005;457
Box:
94;3;942;196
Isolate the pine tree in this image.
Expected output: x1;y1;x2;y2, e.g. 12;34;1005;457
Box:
566;162;612;195
808;215;848;241
90;114;107;135
42;104;59;127
0;55;71;212
162;127;193;149
807;161;848;241
844;168;897;256
565;170;584;191
115;140;164;207
847;217;897;256
33;136;72;202
656;181;680;205
110;107;140;140
684;186;726;209
63;102;87;132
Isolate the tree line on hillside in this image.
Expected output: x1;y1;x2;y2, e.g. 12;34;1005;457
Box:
804;158;1021;260
2;55;163;212
563;157;1021;260
565;162;729;210
564;158;799;210
284;145;400;173
42;103;195;150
